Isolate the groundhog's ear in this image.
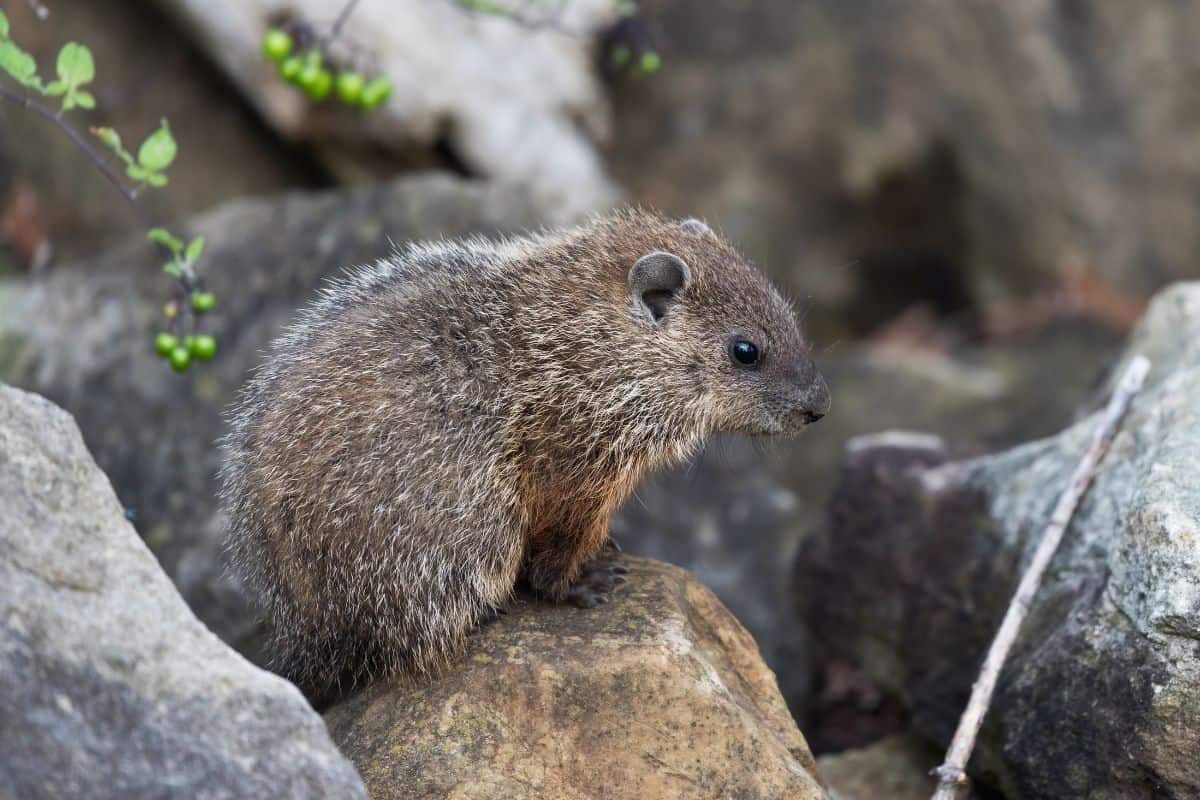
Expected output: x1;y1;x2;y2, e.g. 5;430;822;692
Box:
678;218;714;237
630;251;690;324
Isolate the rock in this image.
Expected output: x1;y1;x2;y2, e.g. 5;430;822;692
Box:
611;1;1200;338
0;174;548;657
817;733;942;800
0;384;365;800
154;0;619;221
795;282;1200;798
0;0;323;266
324;556;828;800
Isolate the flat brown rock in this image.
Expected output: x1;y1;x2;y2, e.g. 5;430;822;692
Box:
324;556;827;800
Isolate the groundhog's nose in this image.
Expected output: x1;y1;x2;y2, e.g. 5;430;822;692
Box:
801;372;831;424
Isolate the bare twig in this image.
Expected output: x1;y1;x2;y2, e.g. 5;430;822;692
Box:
930;354;1152;800
328;0;362;40
0;84;148;227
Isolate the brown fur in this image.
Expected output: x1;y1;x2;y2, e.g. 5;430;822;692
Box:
220;210;828;703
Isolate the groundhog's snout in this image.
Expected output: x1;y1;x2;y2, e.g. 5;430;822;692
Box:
782;359;830;429
799;371;831;424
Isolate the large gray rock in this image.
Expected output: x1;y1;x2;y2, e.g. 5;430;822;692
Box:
796;282;1200;798
611;1;1200;338
155;0;619;221
0;384;365;800
0;174;547;657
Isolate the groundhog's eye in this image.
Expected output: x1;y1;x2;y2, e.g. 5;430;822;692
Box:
729;339;760;367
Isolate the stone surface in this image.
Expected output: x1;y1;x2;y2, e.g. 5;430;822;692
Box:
155;0;619;222
0;0;323;266
0;383;365;800
795;282;1200;798
817;733;941;800
610;0;1200;338
324;556;828;800
0;174;547;657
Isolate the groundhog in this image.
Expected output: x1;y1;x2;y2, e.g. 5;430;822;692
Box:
220;210;829;704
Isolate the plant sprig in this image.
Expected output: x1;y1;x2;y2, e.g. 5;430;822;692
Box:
0;9;215;373
93;120;177;188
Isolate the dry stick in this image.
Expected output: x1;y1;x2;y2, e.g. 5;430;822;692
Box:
930;354;1152;800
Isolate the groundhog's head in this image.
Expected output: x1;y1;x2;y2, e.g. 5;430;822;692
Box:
624;216;830;437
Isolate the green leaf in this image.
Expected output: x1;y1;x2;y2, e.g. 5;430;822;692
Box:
144;172;168;188
137;119;176;172
0;11;9;39
161;261;182;278
56;42;95;87
147;228;183;254
44;80;67;96
54;43;96;112
185;236;205;263
0;40;38;87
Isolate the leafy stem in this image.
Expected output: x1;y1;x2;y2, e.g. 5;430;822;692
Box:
0;83;147;225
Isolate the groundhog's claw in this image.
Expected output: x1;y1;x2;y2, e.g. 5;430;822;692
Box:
567;561;627;608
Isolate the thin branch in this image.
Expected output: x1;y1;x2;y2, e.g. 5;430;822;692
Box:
930;354;1152;800
0;83;148;227
329;0;363;39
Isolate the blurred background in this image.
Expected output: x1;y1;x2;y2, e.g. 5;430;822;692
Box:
2;0;1195;793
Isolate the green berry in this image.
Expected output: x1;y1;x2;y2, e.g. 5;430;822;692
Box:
298;64;319;89
278;55;303;82
182;335;197;353
169;346;191;372
154;332;178;357
262;28;293;62
305;68;333;101
639;51;661;74
335;71;365;105
192;335;217;361
359;77;392;110
610;45;631;68
191;290;216;313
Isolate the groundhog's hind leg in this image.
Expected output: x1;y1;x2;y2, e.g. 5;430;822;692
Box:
524;516;626;607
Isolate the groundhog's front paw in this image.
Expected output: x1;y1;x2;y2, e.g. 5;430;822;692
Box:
566;561;628;609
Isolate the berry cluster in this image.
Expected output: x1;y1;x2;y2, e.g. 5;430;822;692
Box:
262;27;391;109
154;291;217;372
